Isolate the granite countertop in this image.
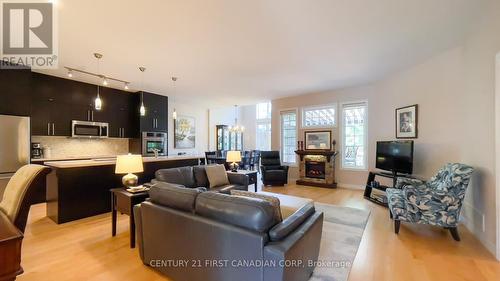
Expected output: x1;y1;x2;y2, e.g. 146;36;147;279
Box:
31;155;119;162
43;155;204;168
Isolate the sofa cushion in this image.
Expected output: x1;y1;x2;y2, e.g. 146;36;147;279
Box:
264;170;286;181
231;190;282;222
263;165;283;171
210;184;243;194
149;182;203;212
193;165;209;188
155;167;196;188
268;203;316;241
258;191;314;219
195;192;279;232
205;165;229;188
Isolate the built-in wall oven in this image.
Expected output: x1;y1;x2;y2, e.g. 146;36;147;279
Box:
142;132;167;156
72;120;109;138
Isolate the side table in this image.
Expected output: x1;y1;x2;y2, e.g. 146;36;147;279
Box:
110;188;149;248
227;170;258;192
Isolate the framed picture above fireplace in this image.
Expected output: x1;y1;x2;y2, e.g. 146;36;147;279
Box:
304;130;332;150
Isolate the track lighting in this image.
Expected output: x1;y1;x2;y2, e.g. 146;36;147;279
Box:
102;77;108;86
67;70;73;78
124;83;129;90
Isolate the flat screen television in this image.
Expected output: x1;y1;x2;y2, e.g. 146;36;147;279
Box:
376;141;414;174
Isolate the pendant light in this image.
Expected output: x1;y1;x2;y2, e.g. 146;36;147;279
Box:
139;67;146;116
229;105;244;133
94;53;104;110
172;77;177;120
95;86;102;110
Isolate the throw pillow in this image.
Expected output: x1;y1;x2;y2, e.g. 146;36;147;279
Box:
230;190;283;222
205;164;230;188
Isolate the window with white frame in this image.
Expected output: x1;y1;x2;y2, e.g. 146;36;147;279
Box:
280;110;297;164
302;104;337;128
342;102;368;169
256;102;272;120
256;102;272;150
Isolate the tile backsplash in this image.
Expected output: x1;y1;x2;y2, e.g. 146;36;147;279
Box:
31;136;129;159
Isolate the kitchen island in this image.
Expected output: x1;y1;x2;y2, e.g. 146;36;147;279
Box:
44;155;204;224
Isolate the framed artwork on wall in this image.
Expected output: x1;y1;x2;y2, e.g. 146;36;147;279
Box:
304;130;332;150
395;104;418;139
174;115;196;148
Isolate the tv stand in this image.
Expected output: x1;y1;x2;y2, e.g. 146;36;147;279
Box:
363;170;414;207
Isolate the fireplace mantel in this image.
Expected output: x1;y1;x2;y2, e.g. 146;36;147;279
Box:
295;150;338;162
295;150;338;188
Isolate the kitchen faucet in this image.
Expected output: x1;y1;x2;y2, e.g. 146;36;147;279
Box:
152;148;160;158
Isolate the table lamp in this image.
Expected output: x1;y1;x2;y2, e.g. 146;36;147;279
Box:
115;154;144;187
226;151;242;172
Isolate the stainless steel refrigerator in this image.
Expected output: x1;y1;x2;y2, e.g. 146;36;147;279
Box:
0;115;30;196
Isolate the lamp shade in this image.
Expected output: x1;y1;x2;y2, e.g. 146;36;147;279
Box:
115;154;144;174
226;151;242;162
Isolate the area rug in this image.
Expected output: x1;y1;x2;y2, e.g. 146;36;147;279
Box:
309;203;371;281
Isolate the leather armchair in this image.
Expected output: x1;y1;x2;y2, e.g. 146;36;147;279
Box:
0;164;51;232
260;151;289;186
386;163;474;241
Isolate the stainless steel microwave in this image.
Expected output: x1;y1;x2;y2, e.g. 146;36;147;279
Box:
71;120;109;138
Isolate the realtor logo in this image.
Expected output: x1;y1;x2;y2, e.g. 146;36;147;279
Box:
1;0;58;69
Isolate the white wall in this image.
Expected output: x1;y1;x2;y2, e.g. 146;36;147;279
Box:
240;104;257;150
272;2;500;256
168;101;209;156
495;53;500;260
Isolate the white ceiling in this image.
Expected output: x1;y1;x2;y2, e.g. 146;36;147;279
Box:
36;0;488;106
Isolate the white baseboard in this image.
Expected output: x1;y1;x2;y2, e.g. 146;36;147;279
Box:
337;183;365;190
461;202;497;256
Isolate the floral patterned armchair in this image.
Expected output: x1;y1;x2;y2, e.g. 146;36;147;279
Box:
386;163;474;241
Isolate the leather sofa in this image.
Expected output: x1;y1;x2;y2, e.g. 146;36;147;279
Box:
260;151;289;186
134;183;323;281
152;165;249;193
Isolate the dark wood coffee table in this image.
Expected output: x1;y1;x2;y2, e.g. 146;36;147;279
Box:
227;170;258;192
110;188;149;248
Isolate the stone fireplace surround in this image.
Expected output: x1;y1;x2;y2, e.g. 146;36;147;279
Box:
295;150;338;188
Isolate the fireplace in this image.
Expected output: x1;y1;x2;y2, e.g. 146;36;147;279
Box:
305;161;326;179
295;150;338;188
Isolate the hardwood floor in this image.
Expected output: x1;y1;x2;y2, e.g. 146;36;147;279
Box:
18;183;500;281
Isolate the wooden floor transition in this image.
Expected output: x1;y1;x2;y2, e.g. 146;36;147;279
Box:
18;183;500;281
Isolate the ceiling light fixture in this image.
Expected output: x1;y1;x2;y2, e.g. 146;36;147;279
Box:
67;69;73;78
139;67;146;116
229;105;244;133
95;86;102;111
94;53;104;110
102;77;108;86
172;77;177;120
124;82;129;90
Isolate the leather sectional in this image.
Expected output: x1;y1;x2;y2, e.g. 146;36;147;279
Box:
152;165;249;193
134;182;324;281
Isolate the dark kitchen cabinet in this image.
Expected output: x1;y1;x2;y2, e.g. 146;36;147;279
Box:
71;104;94;122
109;104;137;138
31;100;72;136
105;89;138;138
1;70;161;138
0;68;32;116
139;92;168;132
